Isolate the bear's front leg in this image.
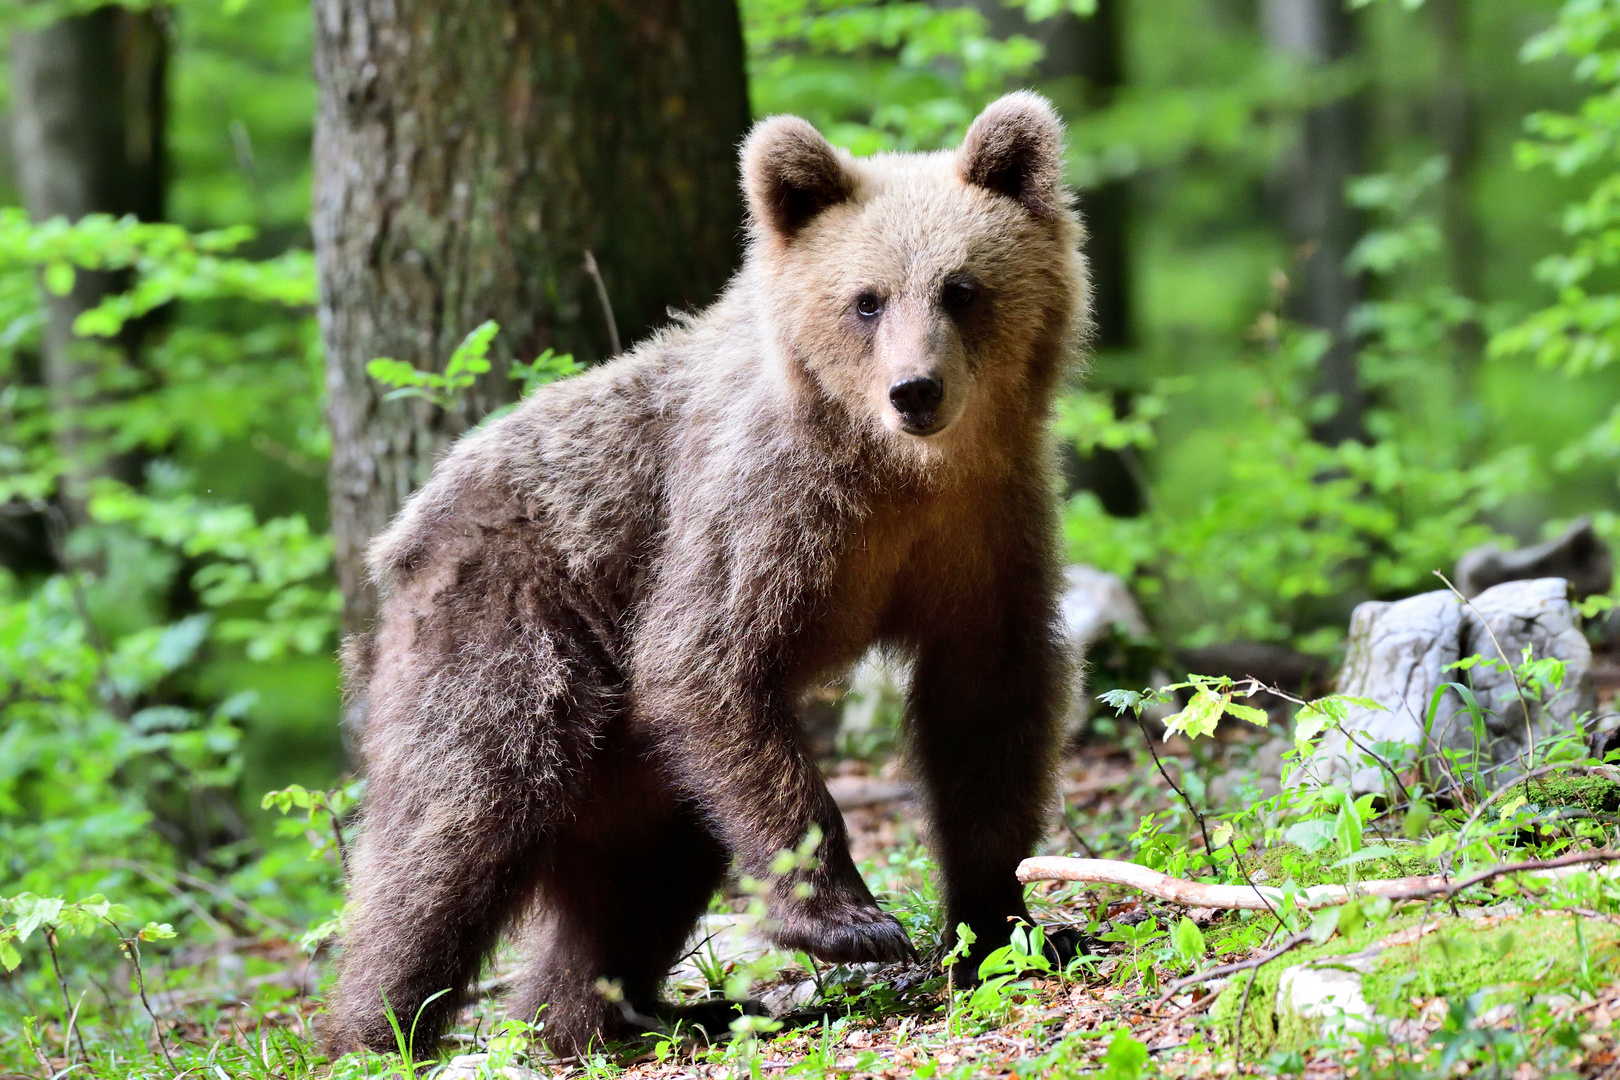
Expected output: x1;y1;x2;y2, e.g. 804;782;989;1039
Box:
908;602;1071;980
633;591;913;966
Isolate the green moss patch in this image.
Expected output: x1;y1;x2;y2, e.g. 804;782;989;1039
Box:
1517;776;1620;815
1245;843;1438;888
1211;912;1620;1058
1363;912;1620;1018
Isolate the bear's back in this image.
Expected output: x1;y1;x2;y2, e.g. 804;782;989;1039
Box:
366;297;760;614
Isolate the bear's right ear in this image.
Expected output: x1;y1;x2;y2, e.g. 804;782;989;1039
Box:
743;116;855;240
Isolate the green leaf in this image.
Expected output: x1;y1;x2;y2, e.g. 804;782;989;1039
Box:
1163;687;1224;740
1171;916;1205;967
1294;703;1330;750
13;896;63;942
1334;797;1363;857
1100;1029;1148;1080
1579;594;1615;619
1224;701;1269;726
1284;819;1335;854
0;939;19;971
443;320;499;383
1403;799;1432;838
365;358;433;390
43;261;75;296
1330;845;1398;868
1308;905;1341;944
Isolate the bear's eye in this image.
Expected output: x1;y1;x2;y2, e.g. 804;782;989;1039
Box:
854;292;884;319
941;278;979;313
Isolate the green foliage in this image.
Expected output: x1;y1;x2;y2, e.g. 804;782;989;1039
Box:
1099;1029;1149;1080
367;322;582;416
0;211;315;339
743;0;1046;152
1065;220;1529;647
367;320;499;409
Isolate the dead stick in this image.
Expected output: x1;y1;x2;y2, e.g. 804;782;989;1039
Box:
1158;931;1313;1005
1018;848;1620;910
582;250;621;357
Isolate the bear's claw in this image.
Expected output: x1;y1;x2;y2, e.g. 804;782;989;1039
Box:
773;905;916;965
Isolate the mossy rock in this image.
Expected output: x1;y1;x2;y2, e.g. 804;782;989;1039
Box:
1362;912;1620;1017
1209;912;1424;1057
1517;775;1620;815
1211;912;1620;1057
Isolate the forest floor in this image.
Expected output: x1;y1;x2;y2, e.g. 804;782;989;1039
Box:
22;728;1618;1080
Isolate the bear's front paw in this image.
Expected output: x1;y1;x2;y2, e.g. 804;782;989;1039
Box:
772;901;916;965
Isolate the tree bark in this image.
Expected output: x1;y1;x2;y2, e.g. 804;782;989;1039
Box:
313;0;750;641
1262;0;1367;446
10;6;168;532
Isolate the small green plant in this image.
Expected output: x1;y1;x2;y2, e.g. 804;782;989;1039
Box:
1100;916;1167;989
0;893;177;1066
1170;915;1205;973
262;781;359;868
380;986;452;1074
367;320;500;409
952;922;1052;1031
367;320;581;415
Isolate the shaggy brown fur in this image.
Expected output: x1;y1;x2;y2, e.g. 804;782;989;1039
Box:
322;92;1091;1059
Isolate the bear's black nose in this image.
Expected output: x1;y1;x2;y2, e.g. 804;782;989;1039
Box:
889;376;944;428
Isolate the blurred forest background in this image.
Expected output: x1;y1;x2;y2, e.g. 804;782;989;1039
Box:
3;0;1620;1050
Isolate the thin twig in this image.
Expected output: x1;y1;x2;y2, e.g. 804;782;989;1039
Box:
1434;570;1538;770
101;858;297;934
1335;720;1414;808
582;250;621;357
1397;693;1471;813
1157;931;1313;1003
115;931;178;1072
1235;677;1415;809
323;795;350;880
44;932;88;1065
1132;711;1281;924
102;861;231;940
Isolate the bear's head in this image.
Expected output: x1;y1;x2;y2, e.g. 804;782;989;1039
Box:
742;92;1089;468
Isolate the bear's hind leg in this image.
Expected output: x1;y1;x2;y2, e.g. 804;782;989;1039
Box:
512;798;733;1056
322;793;548;1057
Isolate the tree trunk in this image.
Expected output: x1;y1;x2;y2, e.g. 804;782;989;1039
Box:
313;0;750;641
1262;0;1366;446
10;6;168;530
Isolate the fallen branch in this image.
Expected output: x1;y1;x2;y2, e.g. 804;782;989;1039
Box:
1157;931;1313;1005
1018;848;1620;911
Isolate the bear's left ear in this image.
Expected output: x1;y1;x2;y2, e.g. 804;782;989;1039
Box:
958;92;1065;220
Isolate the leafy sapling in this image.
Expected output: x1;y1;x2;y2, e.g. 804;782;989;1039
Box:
263;781;359;871
1171;916;1206;973
0;894;178;1067
367;320;499;410
367;320;581;417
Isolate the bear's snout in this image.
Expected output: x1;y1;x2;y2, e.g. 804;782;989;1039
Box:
888;375;945;434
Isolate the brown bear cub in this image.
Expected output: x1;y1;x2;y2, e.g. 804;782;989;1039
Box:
323;92;1091;1058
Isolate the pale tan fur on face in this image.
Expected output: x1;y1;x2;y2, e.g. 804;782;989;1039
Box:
744;94;1089;481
